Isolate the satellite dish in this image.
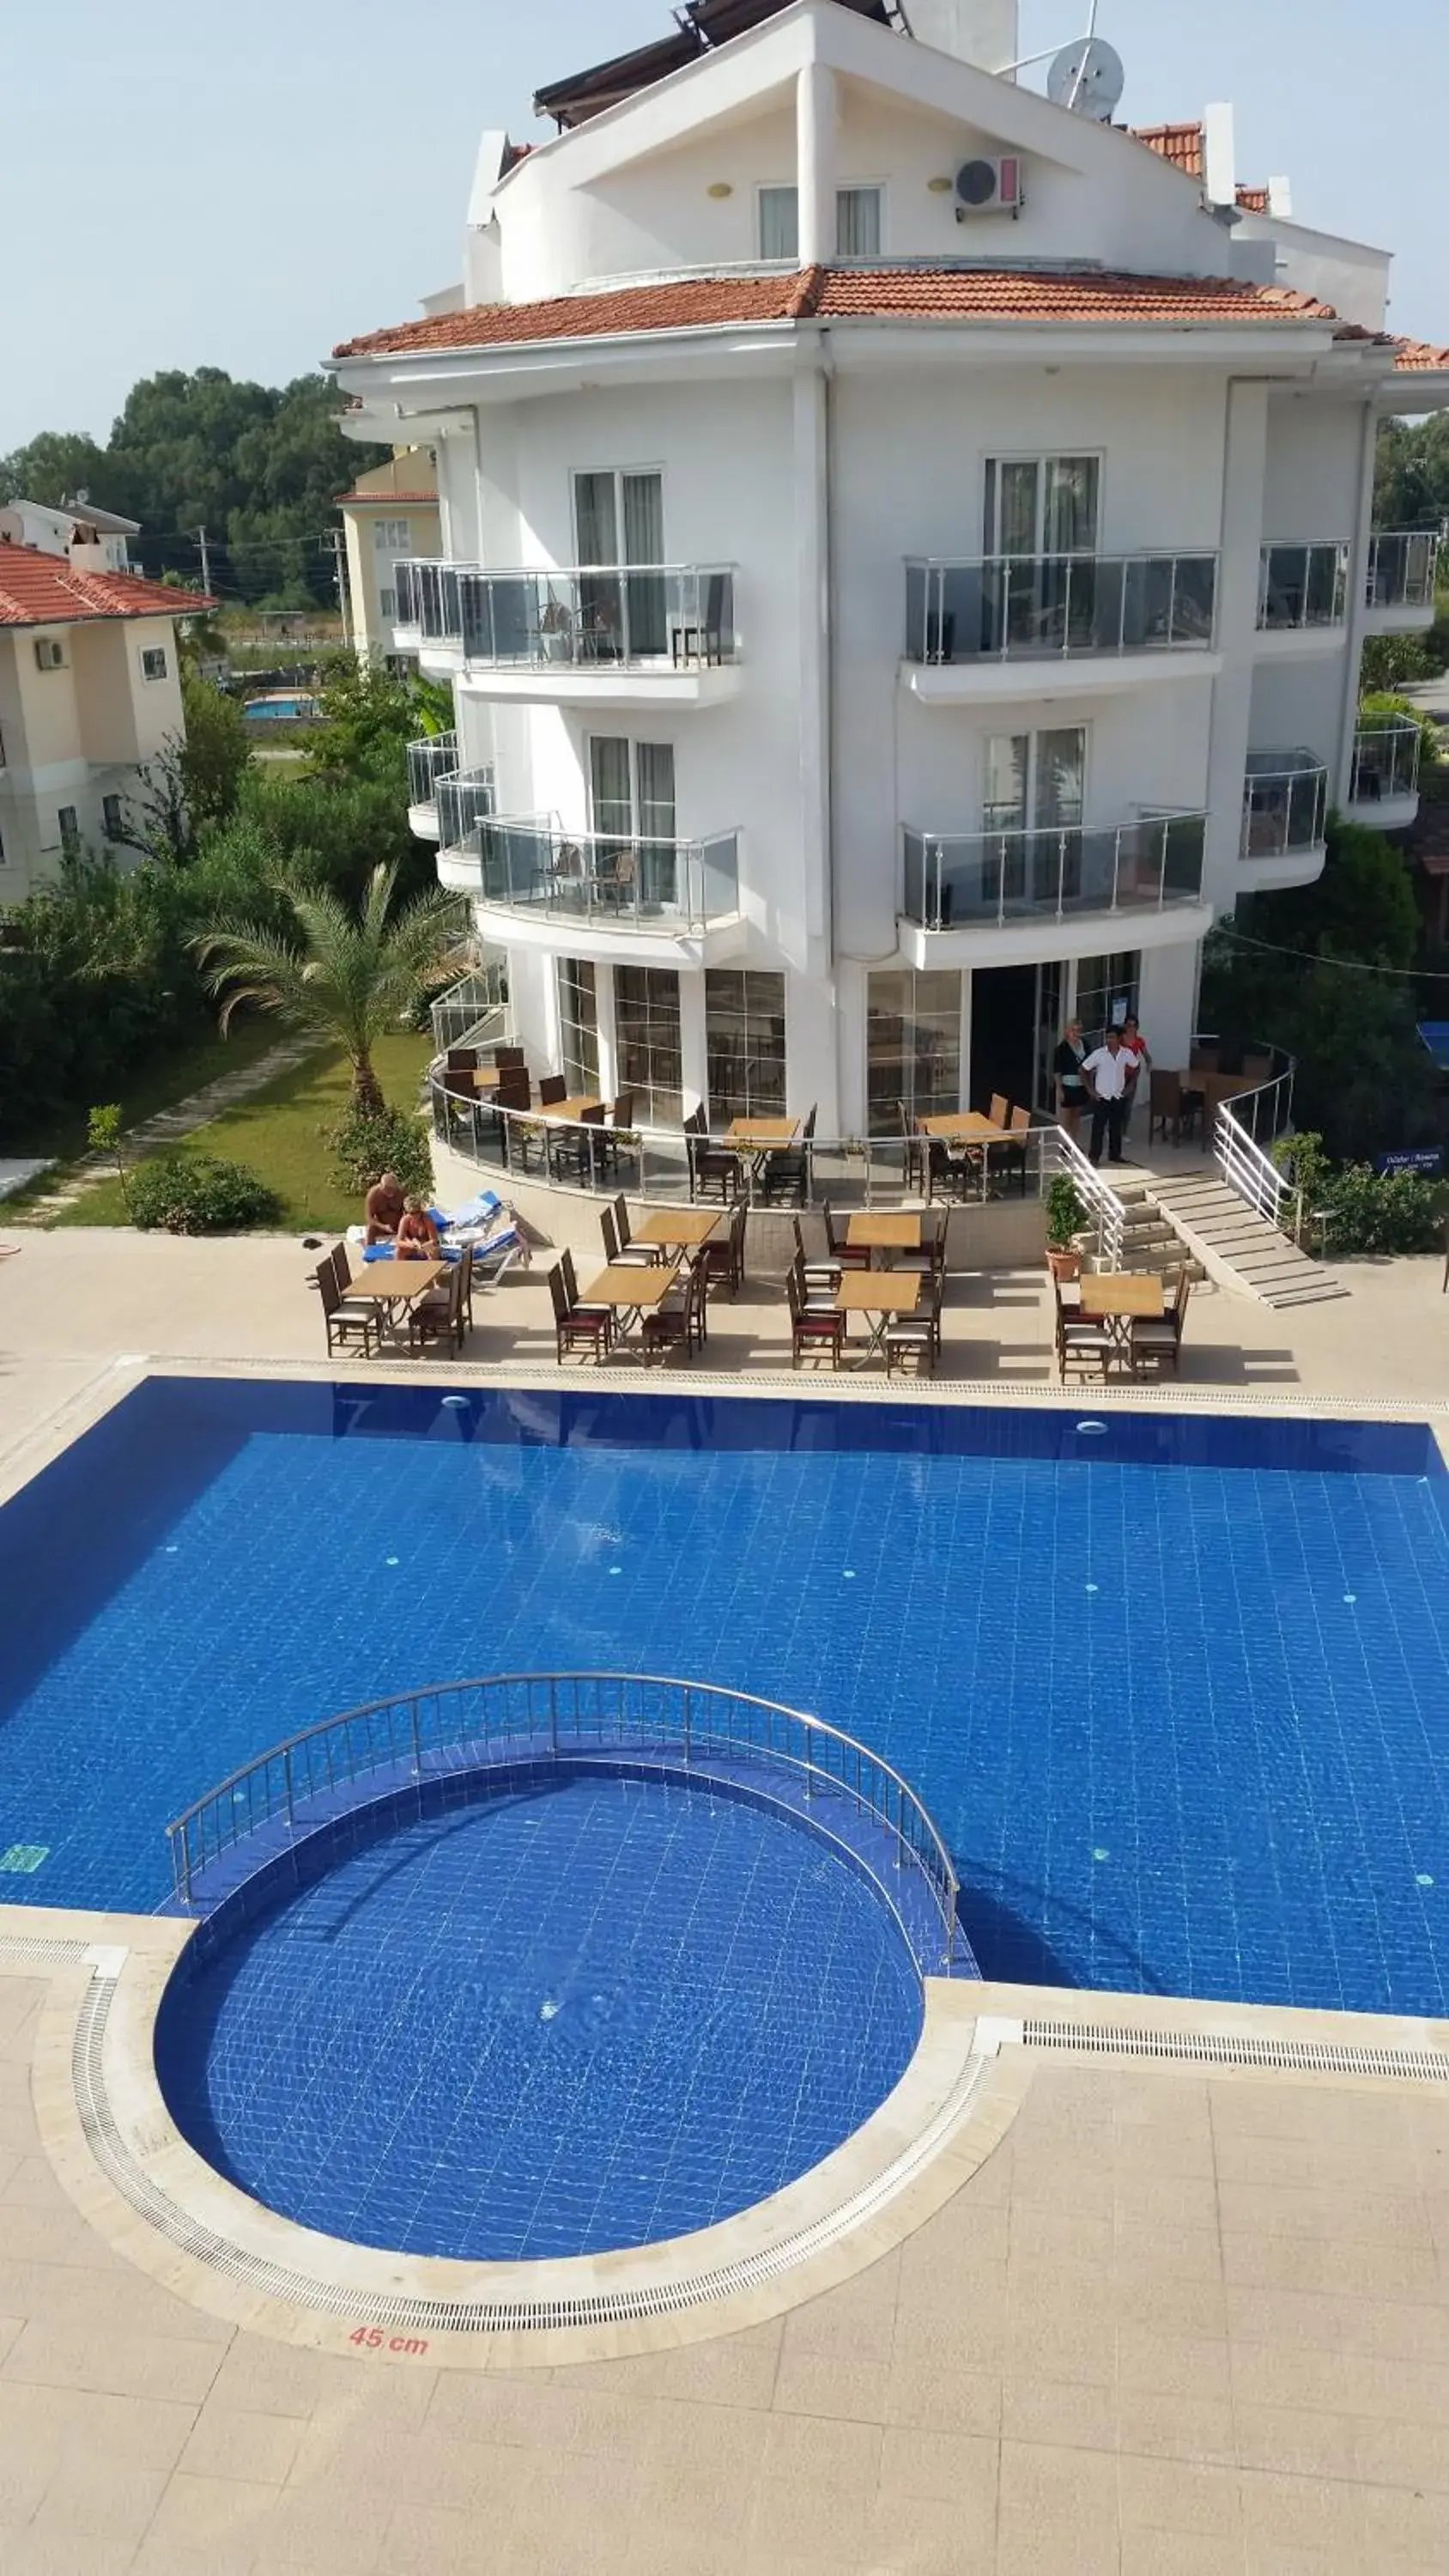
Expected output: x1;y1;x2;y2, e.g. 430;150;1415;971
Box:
1047;36;1125;121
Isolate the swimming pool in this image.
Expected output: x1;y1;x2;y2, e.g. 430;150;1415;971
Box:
3;1376;1448;2015
155;1766;924;2260
242;695;318;723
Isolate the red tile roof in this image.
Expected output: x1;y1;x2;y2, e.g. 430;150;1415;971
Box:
1393;337;1449;372
1131;122;1204;177
333;265;1341;361
0;544;214;630
1235;185;1270;214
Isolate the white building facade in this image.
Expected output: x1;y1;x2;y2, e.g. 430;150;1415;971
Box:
332;0;1449;1135
336;452;443;672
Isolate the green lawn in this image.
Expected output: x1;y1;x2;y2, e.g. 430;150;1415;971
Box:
53;1031;433;1233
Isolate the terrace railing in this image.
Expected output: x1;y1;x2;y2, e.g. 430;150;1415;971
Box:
429;957;509;1054
406;731;458;811
435;767;496;850
166;1672;961;1971
1350;716;1422;806
1257;543;1350;631
394;559;740;672
1200;1036;1297;1230
1240;750;1329;860
904;552;1218;663
901;812;1205;930
429;1073;1129;1255
458;815;741;935
1367;530;1440;612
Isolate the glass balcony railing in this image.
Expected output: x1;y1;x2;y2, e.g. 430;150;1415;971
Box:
406;732;457;809
463;816;740;935
1241;750;1329;858
1350;717;1422;805
435;768;495;849
1366;531;1440;612
1257;544;1349;631
394;559;739;672
904;552;1218;664
900;812;1206;930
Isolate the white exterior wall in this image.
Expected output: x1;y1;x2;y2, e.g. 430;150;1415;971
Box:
0;614;185;896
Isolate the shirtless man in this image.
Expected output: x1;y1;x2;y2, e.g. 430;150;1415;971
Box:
364;1170;405;1245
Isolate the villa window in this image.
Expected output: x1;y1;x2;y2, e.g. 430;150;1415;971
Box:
556;958;600;1097
140;646;168;683
1073;950;1140;1049
983;727;1086;835
379;587;397;620
706;970;786;1124
984;455;1100;558
615;964;682;1126
58;805;80;855
866;969;961;1138
573;471;666;657
836;186;882;258
373;519;410;552
758;185;799;261
102;794;124;840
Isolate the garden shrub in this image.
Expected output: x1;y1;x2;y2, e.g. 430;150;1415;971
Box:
1271;1131;1446;1257
127;1153;280;1236
326;1102;433;1201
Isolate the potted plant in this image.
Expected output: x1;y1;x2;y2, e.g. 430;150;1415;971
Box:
1045;1173;1086;1280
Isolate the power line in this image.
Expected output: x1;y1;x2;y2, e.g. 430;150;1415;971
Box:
1216;927;1448;981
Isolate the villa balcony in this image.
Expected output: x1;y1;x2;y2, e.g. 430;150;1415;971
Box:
1240;749;1330;886
901;551;1220;705
393;558;741;708
405;732;458;841
1365;531;1440;631
1347;714;1422;827
1254;544;1350;654
435;767;496;851
437;814;745;967
897;811;1210;969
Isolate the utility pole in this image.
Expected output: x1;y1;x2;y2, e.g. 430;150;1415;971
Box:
324;527;352;652
194;526;213;594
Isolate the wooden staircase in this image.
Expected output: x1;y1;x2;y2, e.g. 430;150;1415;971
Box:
1143;1167;1349;1309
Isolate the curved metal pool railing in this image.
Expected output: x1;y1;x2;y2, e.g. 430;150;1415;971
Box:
166;1674;961;1970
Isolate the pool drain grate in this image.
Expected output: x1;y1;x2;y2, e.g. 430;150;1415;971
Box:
0;1934;94;1967
73;1973;991;2336
1020;2018;1449;2082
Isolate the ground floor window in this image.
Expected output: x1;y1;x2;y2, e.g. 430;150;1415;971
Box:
705;970;785;1124
615;964;682;1125
866;969;961;1137
555;958;599;1097
1073;950;1140;1048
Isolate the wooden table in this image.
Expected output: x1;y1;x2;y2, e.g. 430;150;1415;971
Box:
581;1261;681;1351
834;1270;921;1368
633;1208;719;1254
917;1113;1011;1144
470;1066;501;1091
535;1097;603;1124
1078;1274;1163;1319
726;1117;798;1147
342;1259;446;1305
846;1211;922;1262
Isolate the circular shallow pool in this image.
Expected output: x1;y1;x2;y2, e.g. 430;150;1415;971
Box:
155;1771;924;2262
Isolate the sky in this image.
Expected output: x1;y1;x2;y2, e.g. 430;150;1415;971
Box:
2;0;1444;452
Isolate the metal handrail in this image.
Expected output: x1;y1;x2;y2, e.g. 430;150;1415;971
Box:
165;1672;961;1971
1350;717;1422;806
1240;751;1329;860
1367;530;1441;611
1257;542;1350;631
901;811;1205;927
393;557;741;671
406;732;458;808
446;812;742;936
903;550;1218;662
1048;1126;1126;1269
429;959;508;1054
1200;1036;1297;1230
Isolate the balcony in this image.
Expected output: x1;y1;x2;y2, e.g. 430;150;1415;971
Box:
405;732;457;839
1365;531;1440;630
1348;715;1422;826
1240;750;1329;883
902;552;1220;705
898;811;1210;968
435;767;495;852
393;558;741;707
437;815;744;965
1255;544;1350;652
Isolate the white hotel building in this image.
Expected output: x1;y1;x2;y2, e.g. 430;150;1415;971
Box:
332;0;1448;1137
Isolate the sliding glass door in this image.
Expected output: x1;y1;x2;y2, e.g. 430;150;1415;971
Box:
573;470;666;658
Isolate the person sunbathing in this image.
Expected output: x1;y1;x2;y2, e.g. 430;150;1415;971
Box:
395;1195;440;1261
364;1170;405;1245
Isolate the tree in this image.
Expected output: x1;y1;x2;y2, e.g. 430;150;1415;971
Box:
179;676;252;835
305;659;421;784
0;430;118;512
194;860;464;1113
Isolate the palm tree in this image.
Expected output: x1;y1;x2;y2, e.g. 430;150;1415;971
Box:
194;861;463;1115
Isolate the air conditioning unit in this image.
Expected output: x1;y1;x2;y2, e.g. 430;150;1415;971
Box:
955;155;1023;218
33;637;66;671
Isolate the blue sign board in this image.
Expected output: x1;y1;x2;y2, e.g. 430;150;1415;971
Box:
1374;1148;1444;1176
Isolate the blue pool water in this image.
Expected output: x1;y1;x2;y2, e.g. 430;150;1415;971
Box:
155;1770;922;2258
242;695;317;723
3;1378;1449;2014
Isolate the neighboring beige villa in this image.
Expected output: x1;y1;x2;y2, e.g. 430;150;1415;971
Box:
336;447;441;671
0;512;212;896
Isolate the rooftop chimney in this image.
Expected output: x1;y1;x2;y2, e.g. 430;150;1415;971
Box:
901;0;1018;76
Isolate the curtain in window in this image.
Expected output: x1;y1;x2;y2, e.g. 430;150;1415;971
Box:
1045;458;1100;554
759;186;799;259
589;738;633;838
621;473;666;654
836;188;882;257
573;473;617;566
1035;729;1086;829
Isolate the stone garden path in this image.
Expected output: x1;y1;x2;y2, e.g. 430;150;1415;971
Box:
19;1036;317;1220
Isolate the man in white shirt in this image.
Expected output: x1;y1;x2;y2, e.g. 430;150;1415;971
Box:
1081;1027;1130;1167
